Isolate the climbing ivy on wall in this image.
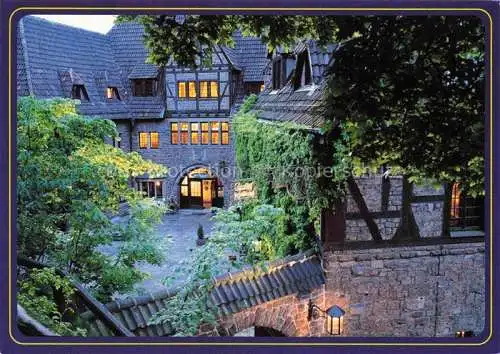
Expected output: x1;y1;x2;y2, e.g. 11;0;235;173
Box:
234;95;351;239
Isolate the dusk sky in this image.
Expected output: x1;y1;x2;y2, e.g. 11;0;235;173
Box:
34;15;117;34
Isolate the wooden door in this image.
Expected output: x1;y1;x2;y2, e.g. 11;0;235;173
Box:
189;180;202;208
202;180;213;208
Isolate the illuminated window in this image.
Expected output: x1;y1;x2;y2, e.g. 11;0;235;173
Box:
106;87;120;100
210;81;218;97
221;122;229;145
171;123;179;144
180;177;189;196
201;122;209;145
200;81;209;98
178;82;187;98
211;122;220;145
191;123;199;144
139;132;148;149
199;81;218;98
450;183;461;219
188;81;197;98
150;132;159;149
260;84;265;92
181;122;189;144
137;180;163;198
155;180;163;197
449;183;484;231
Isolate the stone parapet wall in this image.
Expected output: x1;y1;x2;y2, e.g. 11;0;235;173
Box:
323;242;485;337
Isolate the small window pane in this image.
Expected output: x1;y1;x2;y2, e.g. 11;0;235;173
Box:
155;181;163;198
178;82;186;98
221;122;229;145
171;123;179;144
150;132;159;149
211;122;220;145
200;81;209;98
181;122;189;144
148;181;155;198
188;81;197;98
139;181;148;197
106;87;114;99
201;122;209;145
190;181;201;197
145;80;154;96
139;132;148;149
191;123;199;144
210;81;218;97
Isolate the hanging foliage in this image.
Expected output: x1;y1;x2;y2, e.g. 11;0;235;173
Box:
234;95;351;238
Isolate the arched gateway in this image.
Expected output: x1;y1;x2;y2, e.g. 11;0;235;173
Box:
179;167;224;209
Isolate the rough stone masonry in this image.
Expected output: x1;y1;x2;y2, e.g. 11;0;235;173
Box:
322;241;485;337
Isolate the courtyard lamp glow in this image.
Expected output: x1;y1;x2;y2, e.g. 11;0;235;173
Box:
307;300;345;335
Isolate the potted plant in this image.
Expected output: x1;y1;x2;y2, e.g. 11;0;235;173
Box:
196;224;206;246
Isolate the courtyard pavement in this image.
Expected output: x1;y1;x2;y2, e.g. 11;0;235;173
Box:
100;209;215;298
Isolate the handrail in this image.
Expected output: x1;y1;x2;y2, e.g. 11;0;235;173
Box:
17;255;135;337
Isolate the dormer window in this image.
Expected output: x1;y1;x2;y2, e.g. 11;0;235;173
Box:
272;57;283;90
294;50;312;90
132;79;157;97
72;84;89;101
106;87;121;100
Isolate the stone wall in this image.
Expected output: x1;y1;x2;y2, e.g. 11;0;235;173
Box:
345;175;446;241
200;287;328;337
323;242;485;337
130;119;235;207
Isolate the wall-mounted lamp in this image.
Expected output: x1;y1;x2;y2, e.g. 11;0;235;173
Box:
308;300;345;335
455;330;474;338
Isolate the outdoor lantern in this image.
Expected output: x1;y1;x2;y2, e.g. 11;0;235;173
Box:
308;300;345;336
326;305;345;335
455;330;474;338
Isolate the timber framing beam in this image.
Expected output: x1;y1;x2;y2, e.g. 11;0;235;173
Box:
347;175;383;242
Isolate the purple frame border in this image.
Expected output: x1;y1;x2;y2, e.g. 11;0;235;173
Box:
1;1;498;353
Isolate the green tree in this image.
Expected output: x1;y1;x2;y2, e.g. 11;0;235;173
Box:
150;202;297;335
118;15;484;196
17;97;169;300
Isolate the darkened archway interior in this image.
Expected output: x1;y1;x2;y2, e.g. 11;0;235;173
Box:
179;167;224;209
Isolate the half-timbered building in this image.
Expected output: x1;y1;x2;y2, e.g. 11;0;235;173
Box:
252;40;485;242
17;16;269;208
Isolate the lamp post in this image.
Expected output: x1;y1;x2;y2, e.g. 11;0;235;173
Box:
308;300;345;335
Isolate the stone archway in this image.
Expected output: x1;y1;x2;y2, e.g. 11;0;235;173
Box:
215;293;314;337
176;165;224;209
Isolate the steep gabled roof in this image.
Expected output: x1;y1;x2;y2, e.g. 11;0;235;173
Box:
17;16;130;119
252;40;337;129
222;31;269;82
107;22;165;119
82;251;325;336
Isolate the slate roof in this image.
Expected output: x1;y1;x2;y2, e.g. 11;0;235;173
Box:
17;16;130;119
222;31;269;82
252;40;337;129
82;251;325;336
17;18;268;120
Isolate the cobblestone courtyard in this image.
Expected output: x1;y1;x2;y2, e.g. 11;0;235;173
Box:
100;209;215;297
